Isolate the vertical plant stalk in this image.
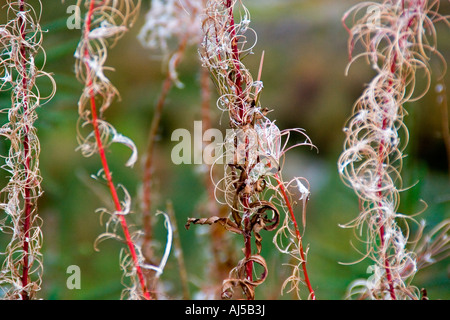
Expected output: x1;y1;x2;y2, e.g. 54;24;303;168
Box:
200;64;234;293
375;49;399;300
141;37;188;270
223;0;253;285
138;0;215;296
18;0;32;300
0;0;53;300
75;0;149;299
189;0;316;300
339;0;449;300
275;174;315;299
139;68;173;298
84;65;149;300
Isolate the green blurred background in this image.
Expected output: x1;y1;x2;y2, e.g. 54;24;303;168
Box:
0;0;448;300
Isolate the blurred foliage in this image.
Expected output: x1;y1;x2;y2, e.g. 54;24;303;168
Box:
0;0;449;300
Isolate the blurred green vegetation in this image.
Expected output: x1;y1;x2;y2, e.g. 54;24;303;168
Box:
0;0;449;300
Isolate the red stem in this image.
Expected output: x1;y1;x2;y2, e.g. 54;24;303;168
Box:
224;0;253;286
376;125;396;300
83;0;150;300
142;74;172;253
223;1;314;299
142;37;188;258
243;134;253;285
378;3;425;300
374;35;400;302
226;0;245;123
18;0;32;300
275;174;316;300
242;195;253;285
368;3;422;300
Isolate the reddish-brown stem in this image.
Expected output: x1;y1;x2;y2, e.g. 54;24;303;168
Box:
140;61;174;300
242;194;253;285
142;74;172;255
200;65;232;286
242;136;254;287
87;86;150;300
225;0;245;123
376;134;396;300
371;4;423;300
142;37;188;252
83;0;150;300
18;0;32;300
224;0;254;288
376;3;424;300
141;38;188;297
374;43;399;302
275;174;316;300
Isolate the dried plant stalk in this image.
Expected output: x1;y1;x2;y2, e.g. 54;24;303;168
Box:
0;0;55;300
339;0;449;300
187;0;316;300
74;0;150;300
137;0;205;297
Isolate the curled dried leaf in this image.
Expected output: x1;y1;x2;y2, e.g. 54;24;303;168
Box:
185;216;242;235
